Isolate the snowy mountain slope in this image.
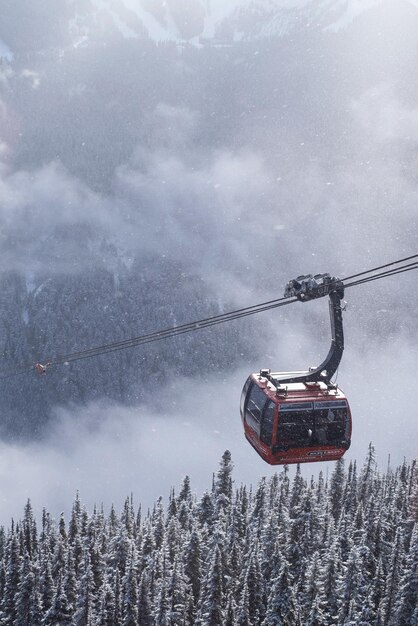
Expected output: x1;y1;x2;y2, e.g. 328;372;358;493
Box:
2;0;416;51
323;0;384;31
81;0;418;44
85;0;218;42
221;0;418;41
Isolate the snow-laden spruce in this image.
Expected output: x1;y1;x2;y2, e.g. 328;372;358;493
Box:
0;447;416;625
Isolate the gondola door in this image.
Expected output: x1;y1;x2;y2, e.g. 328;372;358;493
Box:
241;377;278;464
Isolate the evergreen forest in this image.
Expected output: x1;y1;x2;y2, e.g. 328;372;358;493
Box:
0;448;417;626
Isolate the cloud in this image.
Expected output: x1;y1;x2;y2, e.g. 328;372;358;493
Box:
0;96;416;313
0;329;416;525
20;69;41;89
352;84;418;143
0;162;114;274
0;98;11;165
114;142;278;297
342;337;418;465
0;67;416;296
0;370;275;523
0;99;284;300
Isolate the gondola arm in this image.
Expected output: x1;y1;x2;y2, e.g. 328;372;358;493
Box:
266;274;345;386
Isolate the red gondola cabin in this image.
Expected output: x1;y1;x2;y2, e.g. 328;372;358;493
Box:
241;375;351;465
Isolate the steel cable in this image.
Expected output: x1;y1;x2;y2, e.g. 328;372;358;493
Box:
0;253;417;380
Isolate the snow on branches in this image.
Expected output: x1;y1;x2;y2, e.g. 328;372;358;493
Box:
0;450;416;625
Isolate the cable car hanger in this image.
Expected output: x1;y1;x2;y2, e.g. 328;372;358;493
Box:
260;272;345;390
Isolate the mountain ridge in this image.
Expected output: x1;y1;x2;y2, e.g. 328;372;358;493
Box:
85;0;418;45
2;0;418;56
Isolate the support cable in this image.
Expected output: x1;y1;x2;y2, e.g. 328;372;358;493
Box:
0;253;417;380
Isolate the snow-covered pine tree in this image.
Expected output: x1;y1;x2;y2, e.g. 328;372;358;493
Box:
234;577;251;626
166;557;190;625
262;557;300;626
379;526;405;625
196;544;225;626
137;570;153;626
329;458;345;522
96;576;116;626
183;525;202;608
1;530;21;626
21;501;37;560
121;548;139;626
359;443;377;505
410;461;418;523
43;572;72;625
393;522;418;626
14;552;36;626
72;546;96;626
0;449;415;626
214;450;234;517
